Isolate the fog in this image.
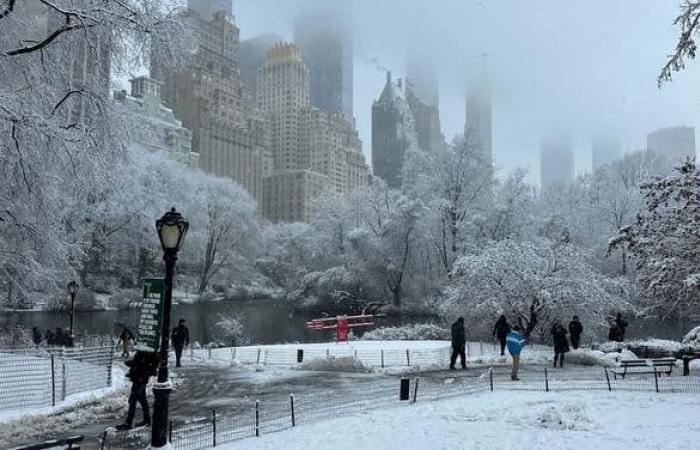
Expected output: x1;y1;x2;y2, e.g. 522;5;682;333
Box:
234;0;700;183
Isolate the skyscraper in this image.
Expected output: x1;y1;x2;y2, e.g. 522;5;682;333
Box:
153;8;269;207
647;126;696;163
187;0;232;20
239;34;282;103
465;89;493;164
406;58;439;108
592;135;621;171
258;43;368;223
540;134;575;189
405;59;444;154
372;72;418;189
293;6;353;117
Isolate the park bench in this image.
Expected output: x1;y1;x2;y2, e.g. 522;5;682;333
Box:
674;351;700;376
612;358;676;379
9;435;83;450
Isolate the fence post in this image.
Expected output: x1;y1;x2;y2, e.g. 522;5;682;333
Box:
212;409;217;447
169;420;173;443
51;354;56;406
653;368;659;393
100;430;107;450
232;347;237;361
544;367;549;392
406;349;410;366
489;367;494;391
413;377;420;403
326;348;330;357
604;367;612;391
467;341;470;356
62;358;67;400
353;349;357;359
256;349;261;365
290;394;295;427
107;345;114;386
209;347;212;359
381;350;384;368
480;341;483;355
255;400;260;437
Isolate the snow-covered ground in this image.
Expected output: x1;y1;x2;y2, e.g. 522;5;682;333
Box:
226;390;700;450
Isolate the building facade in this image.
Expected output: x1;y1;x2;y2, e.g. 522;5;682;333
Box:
114;77;196;166
258;43;368;222
592;135;621;171
406;81;444;154
371;72;417;189
293;6;353;117
647;126;696;163
465;89;493;164
240;33;282;104
540;134;575;190
152;8;269;207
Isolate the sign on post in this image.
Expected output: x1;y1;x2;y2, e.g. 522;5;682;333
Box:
134;278;165;352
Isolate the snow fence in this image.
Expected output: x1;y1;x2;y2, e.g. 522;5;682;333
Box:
0;344;114;411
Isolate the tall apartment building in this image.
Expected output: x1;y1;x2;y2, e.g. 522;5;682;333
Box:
465;89;493;165
647;126;696;163
405;81;444;154
540;134;575;190
372;72;418;189
187;0;231;20
240;34;282;104
152;7;269;207
258;43;368;223
592;135;621;171
114;77;197;167
294;6;353;117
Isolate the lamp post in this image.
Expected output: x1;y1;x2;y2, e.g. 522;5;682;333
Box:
151;207;189;449
67;280;79;338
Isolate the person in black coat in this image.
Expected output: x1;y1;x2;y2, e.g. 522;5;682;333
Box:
568;316;583;349
116;351;159;430
551;322;570;368
492;315;511;356
450;317;466;370
32;327;42;346
614;313;628;342
171;318;189;368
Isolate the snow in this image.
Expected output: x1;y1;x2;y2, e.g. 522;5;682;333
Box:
682;326;700;351
0;366;126;425
225;390;700;450
299;356;374;373
464;346;635;368
594;339;682;357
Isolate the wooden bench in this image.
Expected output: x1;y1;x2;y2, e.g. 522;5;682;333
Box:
612;358;676;379
9;435;83;450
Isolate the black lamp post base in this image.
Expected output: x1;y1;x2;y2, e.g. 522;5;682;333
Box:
150;379;172;449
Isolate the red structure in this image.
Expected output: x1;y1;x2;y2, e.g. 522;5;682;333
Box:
305;315;374;342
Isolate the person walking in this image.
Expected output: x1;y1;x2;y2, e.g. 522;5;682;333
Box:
54;327;65;346
608;322;621;342
492;315;511;356
551;321;570;368
568;316;583;349
32;327;42;347
171;318;189;368
115;351;159;431
507;325;527;380
118;327;135;358
614;313;628;342
449;317;467;370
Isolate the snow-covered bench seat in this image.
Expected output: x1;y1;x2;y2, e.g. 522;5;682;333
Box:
612;358;676;379
9;435;83;450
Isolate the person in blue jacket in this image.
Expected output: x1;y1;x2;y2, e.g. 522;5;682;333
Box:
507;325;527;380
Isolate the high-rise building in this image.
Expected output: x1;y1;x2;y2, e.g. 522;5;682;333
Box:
372;72;418;189
540;134;575;189
240;34;282;103
465;89;493;164
153;8;269;208
406;58;439;109
258;43;368;223
647;126;696;163
114;77;197;167
294;6;353;117
187;0;232;20
405;79;443;154
592;135;621;171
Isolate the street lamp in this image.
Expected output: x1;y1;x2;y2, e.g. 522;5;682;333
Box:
67;280;79;338
151;207;189;449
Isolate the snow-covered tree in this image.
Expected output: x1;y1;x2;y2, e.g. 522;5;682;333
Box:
443;239;629;336
659;1;700;85
609;160;700;315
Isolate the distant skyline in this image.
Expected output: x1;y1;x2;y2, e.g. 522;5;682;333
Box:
228;1;700;184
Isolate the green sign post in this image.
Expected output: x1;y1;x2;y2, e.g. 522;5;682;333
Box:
135;278;165;352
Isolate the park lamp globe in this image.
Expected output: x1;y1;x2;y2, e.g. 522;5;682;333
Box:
156;207;189;253
67;280;79;297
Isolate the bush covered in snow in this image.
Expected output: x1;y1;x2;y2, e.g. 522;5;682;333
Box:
361;323;450;341
682;326;700;352
593;339;681;358
300;356;374;373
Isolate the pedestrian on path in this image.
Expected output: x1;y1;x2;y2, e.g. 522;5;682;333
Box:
32;327;42;346
449;317;466;370
116;351;159;431
551;321;570;368
171;318;189;368
492;315;511;356
568;316;583;349
507;325;527;380
118;326;135;358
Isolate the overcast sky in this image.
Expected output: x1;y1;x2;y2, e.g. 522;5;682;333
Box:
233;0;700;183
